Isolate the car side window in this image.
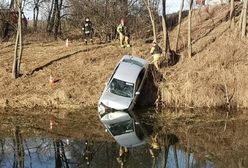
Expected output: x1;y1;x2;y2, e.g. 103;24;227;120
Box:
135;69;145;91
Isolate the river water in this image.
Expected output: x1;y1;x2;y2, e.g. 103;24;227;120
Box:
0;108;247;168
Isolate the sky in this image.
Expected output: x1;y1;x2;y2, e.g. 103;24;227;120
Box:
4;0;184;19
3;0;226;19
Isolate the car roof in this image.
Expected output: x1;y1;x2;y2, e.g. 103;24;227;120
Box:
114;131;146;147
113;55;148;83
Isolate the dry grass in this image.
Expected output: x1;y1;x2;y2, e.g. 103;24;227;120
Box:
160;4;248;109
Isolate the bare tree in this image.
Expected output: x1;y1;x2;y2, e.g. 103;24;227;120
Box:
12;0;23;79
120;0;128;17
143;0;157;42
175;0;184;52
173;145;179;168
33;0;44;31
13;126;24;168
230;0;235;28
188;0;193;58
161;0;171;55
241;0;247;38
46;0;63;39
10;0;15;8
46;0;54;31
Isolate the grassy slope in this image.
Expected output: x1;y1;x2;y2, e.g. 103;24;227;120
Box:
160;4;248;108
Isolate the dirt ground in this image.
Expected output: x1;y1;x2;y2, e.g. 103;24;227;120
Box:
0;38;154;109
0;4;248;109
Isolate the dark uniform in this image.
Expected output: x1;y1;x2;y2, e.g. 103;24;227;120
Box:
82;18;94;44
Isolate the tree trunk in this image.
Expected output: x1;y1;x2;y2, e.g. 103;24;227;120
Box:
36;6;39;29
162;0;168;55
54;0;62;40
53;139;62;168
14;126;24;168
17;9;23;73
12;30;19;79
143;0;157;42
161;137;169;168
33;7;36;29
105;0;109;42
173;145;179;168
188;0;193;58
9;0;15;9
175;0;184;52
48;0;56;33
230;0;235;28
47;0;54;32
238;6;243;31
33;2;39;31
241;0;247;38
53;0;59;39
121;0;128;17
12;0;23;79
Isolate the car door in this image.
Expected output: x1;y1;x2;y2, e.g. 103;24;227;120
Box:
130;69;145;109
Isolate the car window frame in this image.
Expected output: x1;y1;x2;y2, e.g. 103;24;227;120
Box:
135;68;145;92
106;63;121;86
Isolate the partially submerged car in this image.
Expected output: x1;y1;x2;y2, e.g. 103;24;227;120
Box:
101;111;146;148
98;55;149;115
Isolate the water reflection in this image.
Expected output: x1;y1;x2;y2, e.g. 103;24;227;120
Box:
0;108;247;167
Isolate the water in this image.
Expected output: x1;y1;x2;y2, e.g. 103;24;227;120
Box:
0;108;247;168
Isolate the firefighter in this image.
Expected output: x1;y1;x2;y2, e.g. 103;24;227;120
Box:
83;140;94;166
116;146;129;167
117;18;130;48
149;134;161;158
150;41;162;70
82;17;94;44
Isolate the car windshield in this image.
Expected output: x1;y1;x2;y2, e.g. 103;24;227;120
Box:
109;78;134;98
108;119;134;136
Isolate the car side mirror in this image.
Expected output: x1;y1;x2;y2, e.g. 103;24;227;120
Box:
135;92;140;95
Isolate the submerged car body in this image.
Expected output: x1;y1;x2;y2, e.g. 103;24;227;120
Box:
98;55;149;115
101;111;146;148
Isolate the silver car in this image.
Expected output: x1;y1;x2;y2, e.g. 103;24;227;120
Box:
101;111;146;148
98;55;149;114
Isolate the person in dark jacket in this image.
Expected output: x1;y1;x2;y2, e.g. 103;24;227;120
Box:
82;17;94;44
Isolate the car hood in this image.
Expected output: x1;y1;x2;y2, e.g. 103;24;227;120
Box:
114;132;146;148
100;90;132;110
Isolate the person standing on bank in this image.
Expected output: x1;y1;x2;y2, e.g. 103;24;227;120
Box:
117;18;131;48
82;17;94;44
150;41;162;70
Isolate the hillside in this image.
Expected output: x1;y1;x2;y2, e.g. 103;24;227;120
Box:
160;4;248;109
0;4;247;109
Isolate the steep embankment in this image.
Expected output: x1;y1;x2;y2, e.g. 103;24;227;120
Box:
0;4;247;109
160;4;248;108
